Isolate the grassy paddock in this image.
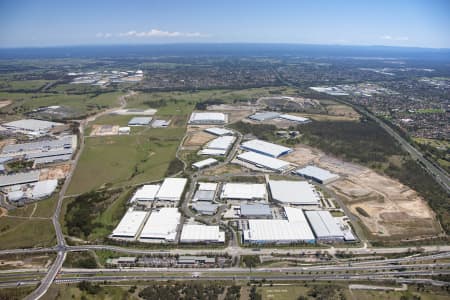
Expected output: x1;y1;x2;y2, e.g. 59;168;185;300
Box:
0;217;56;249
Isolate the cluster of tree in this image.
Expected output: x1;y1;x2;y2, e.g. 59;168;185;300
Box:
299;120;403;164
304;285;346;300
138;282;225;300
194;99;225;110
6;160;34;172
224;285;241;300
64;251;98;269
77;281;102;295
241;255;260;268
65;189;122;239
249;285;262;300
230;121;277;141
165;158;184;177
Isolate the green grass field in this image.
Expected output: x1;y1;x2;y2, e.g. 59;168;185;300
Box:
0;79;53;91
0;217;56;249
0;91;124;119
67;127;184;195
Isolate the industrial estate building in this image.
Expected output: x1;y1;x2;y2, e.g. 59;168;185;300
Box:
249;112;280;121
192;202;219;215
31;179;58;199
180;224;225;243
240;204;272;218
155;178;187;202
241;139;292;158
192;182;218;202
243;207;315;244
204;127;233;136
189;112;227;124
2;119;64;136
279;114;310;124
237;151;290;172
220;183;267;201
305;210;346;242
0;170;40;188
199;136;236;156
128;117;152;126
295;166;340;184
192;158;218;170
268;180;320;205
139;208;181;242
111;208;148;239
130;184;161;204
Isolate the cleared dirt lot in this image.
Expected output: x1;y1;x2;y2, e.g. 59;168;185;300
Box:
39;163;71;180
285;144;441;239
183;127;216;150
90;124;119;136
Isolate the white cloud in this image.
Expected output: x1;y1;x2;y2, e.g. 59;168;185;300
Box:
96;32;112;38
118;28;209;38
380;35;409;41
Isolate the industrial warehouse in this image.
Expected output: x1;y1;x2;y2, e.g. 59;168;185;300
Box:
198;135;236;156
189;112;227;124
295;165;340;184
241;139;292;158
236;151;291;172
268;180;320;205
180;224;225;243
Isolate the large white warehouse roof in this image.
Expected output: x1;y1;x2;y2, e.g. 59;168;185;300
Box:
0;170;40;187
241;139;292;158
269;180;320;205
237;151;290;172
180;224;225;243
112;208;148;238
279;114;310;123
31;179;58;199
192;158;218;169
295;166;340;184
204;127;233;136
130;184;161;202
139;208;180;242
189;112;227;124
2;119;63;133
155;178;187;201
205;136;236;150
220;183;266;200
305;210;345;241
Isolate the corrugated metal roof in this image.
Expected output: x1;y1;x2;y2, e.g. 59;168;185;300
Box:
139;208;180;241
295;166;339;183
192;158;218;169
279;114;310;123
112;208;148;238
237;151;290;171
249;112;280;121
240;204;271;216
180;224;224;243
204;127;233;136
305;210;344;239
220;183;267;200
0;170;40;187
128;117;152;125
189;112;226;123
269;180;320;205
241;139;292;158
155;178;187;201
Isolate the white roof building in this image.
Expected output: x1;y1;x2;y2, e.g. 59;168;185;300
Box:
192;158;218;169
205;136;236;150
8;191;24;202
237;151;290;172
31;179;58;199
112;208;148;239
180;224;225;243
198;182;218;191
130;185;161;203
269;180;320;205
0;170;40;188
189;112;227;124
243;207;315;244
279;114;310;123
249;112;280;121
139;208;180;242
155;178;187;202
2;119;63;135
241;139;292;158
204;127;233;136
305;210;345;241
128;117;152;126
198;149;227;156
220;183;267;200
295;166;340;184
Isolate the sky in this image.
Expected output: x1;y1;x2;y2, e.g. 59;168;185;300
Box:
0;0;449;48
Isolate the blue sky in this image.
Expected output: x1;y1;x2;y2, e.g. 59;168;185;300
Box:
0;0;449;48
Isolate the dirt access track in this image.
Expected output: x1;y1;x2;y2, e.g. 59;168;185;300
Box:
284;145;441;239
